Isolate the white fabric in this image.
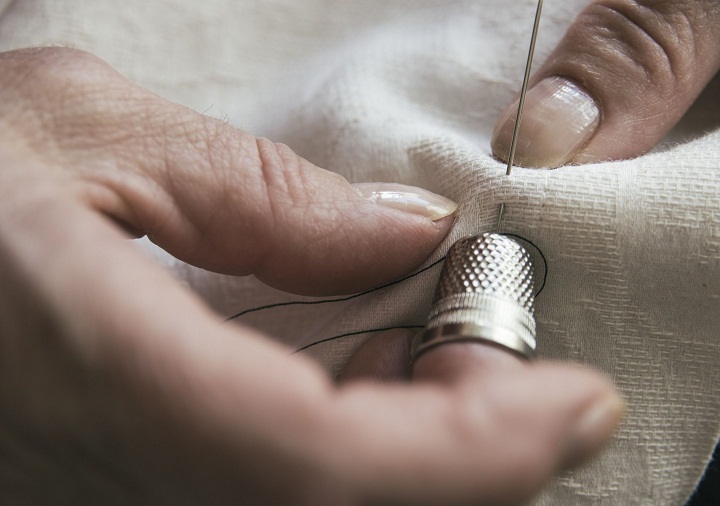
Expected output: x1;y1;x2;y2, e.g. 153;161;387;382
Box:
2;1;719;504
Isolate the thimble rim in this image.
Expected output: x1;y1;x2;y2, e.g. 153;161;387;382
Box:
411;323;536;362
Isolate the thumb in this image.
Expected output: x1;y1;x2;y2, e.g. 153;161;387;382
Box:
334;339;624;504
0;48;457;296
492;0;720;168
119;106;458;296
405;343;624;503
138;122;459;295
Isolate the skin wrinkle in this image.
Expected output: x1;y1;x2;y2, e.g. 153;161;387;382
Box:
0;57;35;123
177;129;274;274
587;5;675;89
1;54;167;237
253;136;292;274
135;126;191;250
666;9;699;82
253;138;342;278
252;138;355;272
5;47;449;290
96;102;165;162
198;136;245;257
72;178;145;238
292;160;355;253
85;136;181;249
256;137;292;201
173;120;237;263
588;1;703;93
160;172;216;267
0;45;629;503
139;112;253;269
28;54;120;144
270;140;323;213
507;0;720;166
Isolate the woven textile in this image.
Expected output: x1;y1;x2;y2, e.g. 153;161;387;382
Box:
2;1;719;504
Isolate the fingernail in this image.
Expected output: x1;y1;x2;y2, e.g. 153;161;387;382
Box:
564;393;625;469
352;183;458;221
491;77;600;168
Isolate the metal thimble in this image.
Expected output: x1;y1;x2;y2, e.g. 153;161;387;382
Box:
411;233;537;360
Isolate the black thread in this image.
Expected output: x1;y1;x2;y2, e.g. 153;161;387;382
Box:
292;325;424;354
502;233;548;296
225;257;446;321
226;233;549;355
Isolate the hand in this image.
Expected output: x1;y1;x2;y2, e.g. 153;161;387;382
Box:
0;48;622;505
492;0;720;168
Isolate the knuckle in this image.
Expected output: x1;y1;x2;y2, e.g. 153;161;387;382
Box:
250;137;351;257
254;137;312;206
0;47;116;93
574;1;702;96
556;0;703;101
0;47;131;149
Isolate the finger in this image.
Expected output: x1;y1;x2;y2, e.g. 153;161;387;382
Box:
412;344;622;466
0;176;349;502
0;48;456;296
412;339;524;385
340;343;623;505
0;174;621;504
492;0;720;168
337;329;415;383
133;127;457;295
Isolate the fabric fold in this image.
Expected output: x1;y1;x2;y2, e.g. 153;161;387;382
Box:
2;1;719;503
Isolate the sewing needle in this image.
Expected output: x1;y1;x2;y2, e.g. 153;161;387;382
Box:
497;0;544;230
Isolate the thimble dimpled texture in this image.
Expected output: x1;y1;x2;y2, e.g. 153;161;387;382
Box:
424;233;537;354
434;234;535;310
